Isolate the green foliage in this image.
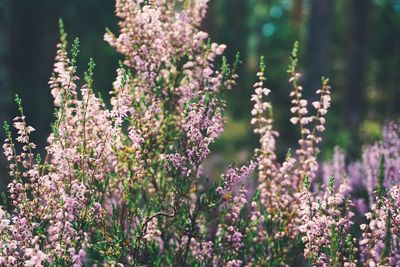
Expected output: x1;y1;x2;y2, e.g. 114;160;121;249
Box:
59;18;68;51
329;175;335;194
287;41;299;74
71;37;80;69
3;121;11;140
304;175;310;190
380;209;392;265
84;58;96;87
377;155;386;202
14;94;23;115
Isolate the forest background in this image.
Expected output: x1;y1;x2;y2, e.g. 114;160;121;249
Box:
0;0;399;187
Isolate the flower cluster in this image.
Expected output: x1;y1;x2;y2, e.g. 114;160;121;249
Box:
299;178;357;266
324;122;400;207
321;122;400;266
287;43;331;184
359;184;400;266
232;42;333;265
1;1;235;265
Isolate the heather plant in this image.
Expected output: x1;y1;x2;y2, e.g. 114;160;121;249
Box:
1;0;235;265
1;0;400;266
298;176;357;266
323;122;400;266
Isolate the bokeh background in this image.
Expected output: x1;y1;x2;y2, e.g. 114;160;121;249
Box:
1;0;400;184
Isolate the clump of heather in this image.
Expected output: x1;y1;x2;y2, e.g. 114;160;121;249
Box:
1;0;400;266
324;122;400;207
358;158;400;266
1;0;235;265
322;123;400;266
299;176;357;266
359;184;400;266
351;123;400;207
241;45;332;265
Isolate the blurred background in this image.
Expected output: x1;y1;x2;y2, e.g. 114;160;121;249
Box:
0;0;400;182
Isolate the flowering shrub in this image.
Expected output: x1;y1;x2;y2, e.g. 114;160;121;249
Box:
323;122;400;266
1;0;399;266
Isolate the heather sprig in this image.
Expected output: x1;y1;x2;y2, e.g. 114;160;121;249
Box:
298;177;357;266
243;43;333;264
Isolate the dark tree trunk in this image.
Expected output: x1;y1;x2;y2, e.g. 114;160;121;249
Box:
215;0;249;119
0;0;10;127
216;0;248;62
344;0;372;131
291;0;304;28
202;0;215;36
305;0;333;96
0;0;10;184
